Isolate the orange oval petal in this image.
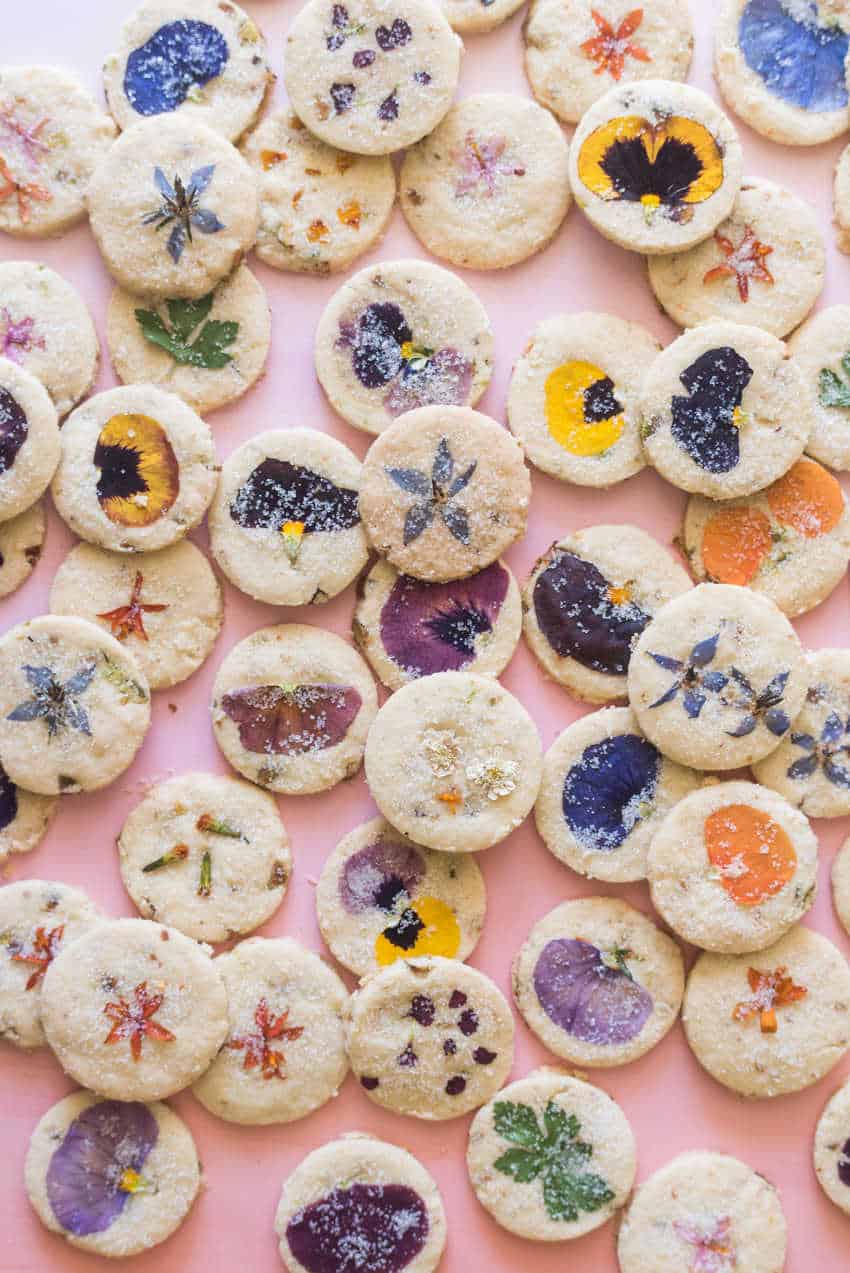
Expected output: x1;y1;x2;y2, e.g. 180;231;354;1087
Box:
701;505;772;585
705;804;796;907
766;458;844;539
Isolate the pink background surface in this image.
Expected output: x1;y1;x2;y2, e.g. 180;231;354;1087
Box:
1;1;849;1270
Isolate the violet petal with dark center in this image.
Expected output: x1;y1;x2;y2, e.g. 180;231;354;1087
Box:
229;458;360;536
339;840;426;914
533;938;653;1046
221;683;362;755
670;347;753;474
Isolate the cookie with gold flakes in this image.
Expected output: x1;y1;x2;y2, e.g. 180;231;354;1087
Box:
241;109;396;274
211;623;378;795
51;386;218;554
0;880;101;1050
680;458;850;617
117;772;291;943
0;359;59;524
0;616;151;797
569;80;742;255
522;525;692;705
0;499;45;599
103;0;272;142
316;816;486;977
353;557;522;691
49;541;223;692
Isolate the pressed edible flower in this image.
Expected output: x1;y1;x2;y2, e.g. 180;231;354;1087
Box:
196;813;243;839
545;359;624;457
386;437;476;547
103;981;176;1061
465;757;519;800
0;309;44;364
454;132;525;197
98;572;168;642
307;218;329;243
282;520;305;563
228;998;304;1079
337;199;361;228
221;681;362;756
0;156;50;223
142;165;224;264
423;728;460;777
142;844;189;873
94;413;180;529
0;107;49;168
732;965;807;1033
10;924;64;990
8;662;95;739
134;293;238;369
581;9;650;80
260;149;287;170
704;804;796;907
701;505;772;586
673;1215;736;1273
703;225;774;302
437;788;463;814
766;458;844;540
197;850;212;897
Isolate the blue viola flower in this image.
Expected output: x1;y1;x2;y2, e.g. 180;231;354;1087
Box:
739;0;849;114
787;710;850;787
725;667;791;738
648;633;728;717
8;663;95;739
670;347;753;475
124;21;229;117
143;166;224;264
562;734;660;853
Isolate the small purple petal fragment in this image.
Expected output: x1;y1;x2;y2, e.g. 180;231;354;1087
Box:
360;1076;380;1090
378;90;399;121
353;49;376;67
727;713;757;738
533;938;653;1046
375;18;412;49
445;1076;466;1096
408;994;435;1026
0;387;28;476
473;1047;497;1065
449;990;467;1009
221;683;362;755
764;707;790;736
443;1038;457;1055
440;502;470;545
0;764;17;831
690;634;719;667
403;501;434;545
339;840;425;914
46;1101;158;1237
331;83;356;113
286;1183;429;1273
414;70;432;84
379;562;509;679
397;1043;418;1067
682;689;706;719
838;1138;850;1188
458;1009;478;1036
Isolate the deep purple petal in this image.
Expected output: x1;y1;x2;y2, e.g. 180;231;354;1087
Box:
0;764;17;831
441;502;470;545
671;348;752;474
682;689;706;719
822;712;846;745
0;387;28;476
403;501;434;545
286;1184;428;1273
562;734;659;853
533;938;653;1046
339;840;426;914
221;683;362;755
379;562;509;677
532;551;649;676
689;633;719;667
230;459;360;535
46;1102;157;1237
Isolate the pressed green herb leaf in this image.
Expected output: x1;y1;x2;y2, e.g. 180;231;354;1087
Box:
135;294;238;370
819;352;850;410
492;1100;615;1223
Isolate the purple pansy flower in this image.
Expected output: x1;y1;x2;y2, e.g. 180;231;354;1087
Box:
339;840;426;914
286;1183;429;1273
532;550;649;676
221;682;362;756
533;937;653;1045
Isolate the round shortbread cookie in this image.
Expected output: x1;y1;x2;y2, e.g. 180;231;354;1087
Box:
524;0;694;125
835;144;850;255
40;917;228;1102
0;880;101;1050
284;0;462;156
0;616;151;797
753;650;850;817
51;386;217;554
617;1151;788;1273
0;359;59;524
192;937;348;1125
208;427;369;606
467;1068;636;1241
814;1078;850;1216
106;263;271;416
715;0;850;146
522;525;692;705
831;836;850;937
103;0;272;142
211;623;378;795
364;670;542;853
628;583;807;771
680;458;850;618
789;305;850;470
316;815;487;976
0;65;116;238
353;557;522;691
345;955;514;1119
314;259;493;436
0;263;99;416
682;925;850;1098
442;0;524;33
507;312;659;487
359;406;530;582
241;109;396;274
0;499;45;599
513;897;684;1067
275;1134;447;1273
399;93;571;271
647;780;818;954
0;763;56;863
639;322;812;499
569;80;743;255
26;1091;201;1258
117;772;291;943
49;541;223;692
87;116;259;301
535;707;702;883
648;177;825;337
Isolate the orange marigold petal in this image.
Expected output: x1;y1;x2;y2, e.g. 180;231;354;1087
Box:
307;218;329;243
766;458;845;539
705;804;797;907
701;505;772;585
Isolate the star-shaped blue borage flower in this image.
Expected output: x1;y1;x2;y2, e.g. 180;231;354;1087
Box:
787;711;850;788
143;166;224;264
724;667;790;738
386;437;476;547
7;663;96;739
648;633;729;717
